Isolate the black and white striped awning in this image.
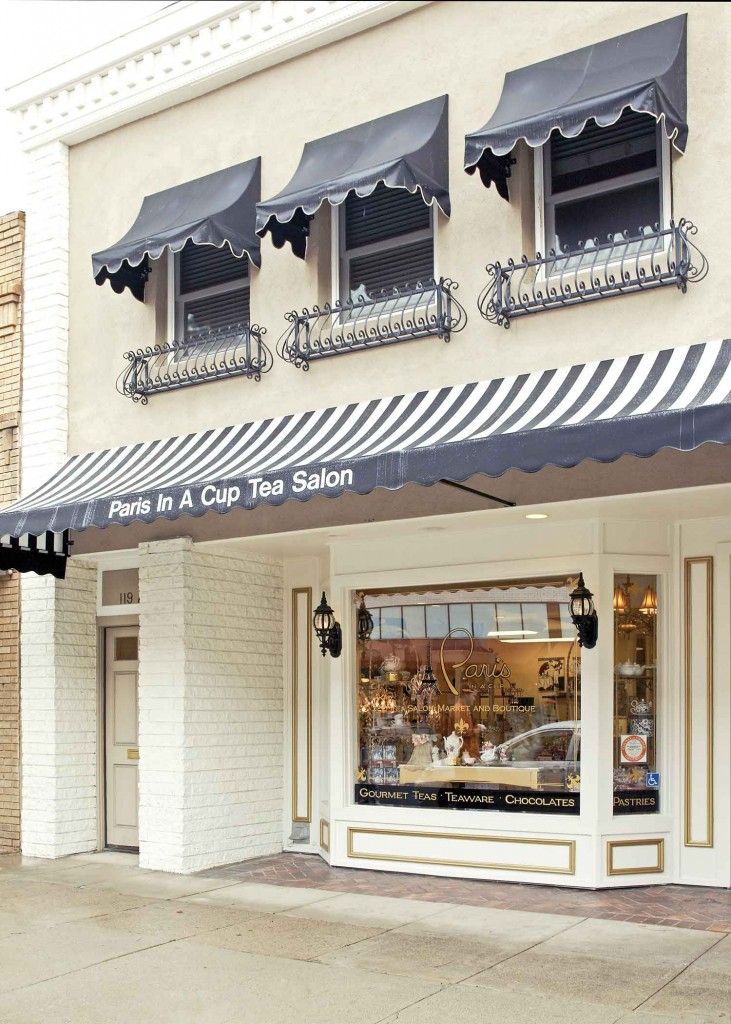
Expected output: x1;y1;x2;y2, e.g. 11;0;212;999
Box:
0;339;729;578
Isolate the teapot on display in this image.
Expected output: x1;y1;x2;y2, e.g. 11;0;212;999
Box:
443;731;464;765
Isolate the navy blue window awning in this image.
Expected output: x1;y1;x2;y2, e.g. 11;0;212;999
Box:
92;158;261;302
1;339;729;578
465;15;687;200
256;96;449;259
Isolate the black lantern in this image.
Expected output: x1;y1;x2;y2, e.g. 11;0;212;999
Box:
313;591;342;658
418;643;439;700
356;593;374;645
569;573;598;649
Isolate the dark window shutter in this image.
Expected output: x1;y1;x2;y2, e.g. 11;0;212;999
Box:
179;240;248;294
551;110;658;193
344;183;431;249
182;289;250;338
348;238;434;298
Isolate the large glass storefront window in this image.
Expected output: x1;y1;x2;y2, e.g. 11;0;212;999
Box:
613;573;659;814
355;578;581;814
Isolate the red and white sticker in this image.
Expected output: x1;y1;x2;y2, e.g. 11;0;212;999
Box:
620;734;648;764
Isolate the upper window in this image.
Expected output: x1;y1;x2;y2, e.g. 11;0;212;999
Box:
337;184;434;305
538;110;669;255
174;241;249;342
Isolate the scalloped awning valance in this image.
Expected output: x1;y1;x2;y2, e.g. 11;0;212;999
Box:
92;158;261;301
0;338;729;578
464;15;687;200
256;95;449;259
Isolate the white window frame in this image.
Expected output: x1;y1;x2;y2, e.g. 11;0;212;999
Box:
166;245;250;346
330;192;439;311
534;124;672;259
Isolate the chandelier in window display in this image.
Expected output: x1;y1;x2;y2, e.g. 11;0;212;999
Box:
613;575;657;634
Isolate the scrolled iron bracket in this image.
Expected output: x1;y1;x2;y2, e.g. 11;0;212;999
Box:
277;277;467;370
478;219;708;326
117;322;272;402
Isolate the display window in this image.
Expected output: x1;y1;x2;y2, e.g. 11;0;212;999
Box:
613;573;660;814
355;578;582;814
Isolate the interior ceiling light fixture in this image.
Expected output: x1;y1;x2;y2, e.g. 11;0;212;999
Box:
525;512;549;519
502;636;575;644
488;629;538;637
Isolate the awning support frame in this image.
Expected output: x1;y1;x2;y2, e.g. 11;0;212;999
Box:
440;479;515;508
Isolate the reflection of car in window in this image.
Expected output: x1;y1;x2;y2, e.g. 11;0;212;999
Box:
497;722;580;772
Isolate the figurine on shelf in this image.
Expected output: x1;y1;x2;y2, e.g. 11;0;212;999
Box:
479;740;497;763
443;731;463;766
431;745;445;766
407;731;434;767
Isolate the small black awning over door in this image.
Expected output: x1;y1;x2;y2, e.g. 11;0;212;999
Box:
92;158;261;301
464;15;687;200
256;95;449;258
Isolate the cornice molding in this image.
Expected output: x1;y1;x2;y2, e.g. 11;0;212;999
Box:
6;0;430;151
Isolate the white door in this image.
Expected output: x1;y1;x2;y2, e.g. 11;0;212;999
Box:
105;626;139;848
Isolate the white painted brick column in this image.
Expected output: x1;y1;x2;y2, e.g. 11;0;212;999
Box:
19;139;90;858
138;539;284;873
20;561;98;857
21;139;69;492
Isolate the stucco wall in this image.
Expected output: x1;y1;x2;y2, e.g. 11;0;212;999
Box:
67;1;730;453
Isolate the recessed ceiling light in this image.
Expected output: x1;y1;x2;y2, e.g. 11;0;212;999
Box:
525;512;549;520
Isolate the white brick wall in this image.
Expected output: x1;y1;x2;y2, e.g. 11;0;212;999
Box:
138;539;284;873
20;561;98;858
21;139;69;493
19;140;77;858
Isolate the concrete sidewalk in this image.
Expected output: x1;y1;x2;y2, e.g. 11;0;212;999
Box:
0;853;727;1024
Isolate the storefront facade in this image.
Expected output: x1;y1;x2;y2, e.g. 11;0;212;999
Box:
2;1;729;888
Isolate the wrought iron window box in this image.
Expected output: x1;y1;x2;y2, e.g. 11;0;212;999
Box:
478;220;707;328
277;278;466;370
117;323;272;403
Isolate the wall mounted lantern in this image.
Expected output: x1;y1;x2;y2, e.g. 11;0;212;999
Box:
417;643;439;700
356;593;374;645
569;573;598;649
313;591;342;658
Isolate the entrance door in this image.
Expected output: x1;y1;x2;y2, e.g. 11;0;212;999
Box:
105;626;139;849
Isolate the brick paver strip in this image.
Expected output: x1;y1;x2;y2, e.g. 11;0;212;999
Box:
197;852;731;933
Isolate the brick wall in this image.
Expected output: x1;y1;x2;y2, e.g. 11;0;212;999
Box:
0;211;24;852
20;563;98;858
138;539;284;873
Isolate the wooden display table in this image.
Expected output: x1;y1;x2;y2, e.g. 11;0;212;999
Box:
399;764;540;789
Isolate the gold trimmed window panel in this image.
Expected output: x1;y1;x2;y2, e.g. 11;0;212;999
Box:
683;557;714;848
347;826;576;875
291;587;313;824
320;818;330;853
